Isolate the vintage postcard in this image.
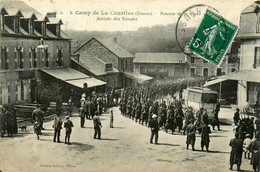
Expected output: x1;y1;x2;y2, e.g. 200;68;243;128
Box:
0;0;260;172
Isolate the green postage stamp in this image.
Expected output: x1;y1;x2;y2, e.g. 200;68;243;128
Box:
188;9;238;66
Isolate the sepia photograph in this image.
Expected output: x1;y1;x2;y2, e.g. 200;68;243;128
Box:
0;0;260;171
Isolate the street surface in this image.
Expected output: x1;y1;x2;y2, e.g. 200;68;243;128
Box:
0;107;254;172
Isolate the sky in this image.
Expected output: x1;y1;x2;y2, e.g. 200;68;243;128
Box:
21;0;255;31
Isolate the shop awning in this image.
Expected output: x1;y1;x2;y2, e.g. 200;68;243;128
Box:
41;68;106;88
218;70;260;83
66;78;106;88
203;78;227;87
124;72;153;84
203;70;260;87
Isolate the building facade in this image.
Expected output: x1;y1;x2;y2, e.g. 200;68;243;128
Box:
0;0;71;105
235;1;260;107
134;53;188;78
186;53;239;78
134;52;238;79
73;37;152;88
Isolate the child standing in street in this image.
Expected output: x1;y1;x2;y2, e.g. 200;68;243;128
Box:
64;116;73;145
110;110;114;128
33;121;42;140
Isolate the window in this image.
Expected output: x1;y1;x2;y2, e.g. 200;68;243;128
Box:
57;48;63;66
203;59;208;63
190;67;196;77
125;59;128;70
120;58;124;71
14;16;20;33
44;48;49;67
29;19;34;35
42;22;46;36
174;66;181;76
203;68;209;77
140;66;146;74
0;83;9;104
257;13;260;33
15;80;29;101
191;57;195;63
124;59;127;70
216;68;222;76
231;68;236;72
254;47;260;68
29;47;37;68
15;47;23;69
129;59;132;70
1;47;8;70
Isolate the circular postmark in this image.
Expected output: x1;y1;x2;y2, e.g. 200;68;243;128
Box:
175;4;229;62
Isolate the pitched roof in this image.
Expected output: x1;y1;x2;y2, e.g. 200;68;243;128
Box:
241;2;260;14
48;18;63;24
74;37;134;58
5;8;23;16
76;51;119;76
134;53;186;64
0;5;8;15
0;0;41;15
21;11;37;19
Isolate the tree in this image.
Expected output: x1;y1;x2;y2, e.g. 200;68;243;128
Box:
36;81;61;111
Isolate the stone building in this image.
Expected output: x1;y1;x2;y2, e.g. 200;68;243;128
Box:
134;53;187;78
73;37;152;88
134;52;238;78
0;0;105;105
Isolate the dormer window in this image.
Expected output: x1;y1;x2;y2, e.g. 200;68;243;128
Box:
0;7;8;32
47;19;63;37
34;15;49;36
105;63;113;72
42;21;46;36
21;13;36;35
4;9;23;33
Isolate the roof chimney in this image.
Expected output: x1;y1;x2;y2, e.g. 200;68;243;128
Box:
114;37;117;43
47;12;57;18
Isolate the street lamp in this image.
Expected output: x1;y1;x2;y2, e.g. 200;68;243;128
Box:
34;38;48;102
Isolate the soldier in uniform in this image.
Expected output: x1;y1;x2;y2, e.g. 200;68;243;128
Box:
64;116;73;145
67;96;73;117
233;108;240;126
135;101;142;123
79;102;86;128
175;106;184;133
201;109;209;126
52;113;63;143
249;132;260;172
200;123;211;151
4;107;13;137
150;114;159;144
93;111;102;139
110;110;114;128
186;118;196;151
0;106;6;137
229;132;243;171
126;99;132;119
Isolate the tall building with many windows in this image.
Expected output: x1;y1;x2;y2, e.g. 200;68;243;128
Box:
0;0;70;104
